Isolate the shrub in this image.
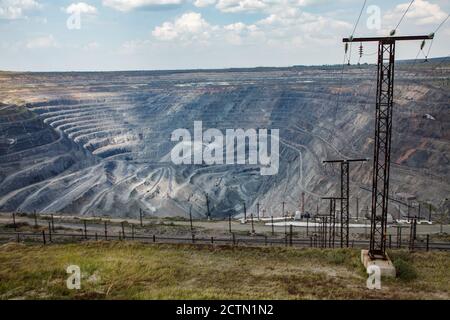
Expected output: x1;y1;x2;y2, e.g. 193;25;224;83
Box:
393;258;417;281
326;250;346;265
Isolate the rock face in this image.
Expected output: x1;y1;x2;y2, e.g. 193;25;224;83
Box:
0;64;449;218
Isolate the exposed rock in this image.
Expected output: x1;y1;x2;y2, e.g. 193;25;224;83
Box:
0;64;448;218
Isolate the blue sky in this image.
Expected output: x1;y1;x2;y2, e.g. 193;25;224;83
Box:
0;0;449;71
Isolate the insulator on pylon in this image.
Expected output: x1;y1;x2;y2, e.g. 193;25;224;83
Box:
359;43;363;58
345;43;348;54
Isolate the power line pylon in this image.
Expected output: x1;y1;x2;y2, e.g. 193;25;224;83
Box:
324;159;367;247
322;197;344;248
343;34;434;259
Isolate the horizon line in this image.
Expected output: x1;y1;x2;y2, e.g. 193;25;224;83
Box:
0;56;446;74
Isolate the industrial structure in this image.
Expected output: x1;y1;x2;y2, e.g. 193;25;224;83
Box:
343;34;434;259
323;159;367;248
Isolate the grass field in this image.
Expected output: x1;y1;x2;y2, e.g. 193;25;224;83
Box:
0;242;449;300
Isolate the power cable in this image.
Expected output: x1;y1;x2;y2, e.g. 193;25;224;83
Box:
348;0;367;65
334;0;367;122
390;0;415;36
425;13;450;60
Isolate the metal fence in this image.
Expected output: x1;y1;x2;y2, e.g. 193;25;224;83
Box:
1;230;449;251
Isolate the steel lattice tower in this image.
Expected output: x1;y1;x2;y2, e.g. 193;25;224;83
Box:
343;35;433;259
370;40;395;258
322;197;344;247
341;162;349;247
324;159;367;248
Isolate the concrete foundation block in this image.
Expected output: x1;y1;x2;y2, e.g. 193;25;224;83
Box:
361;249;396;278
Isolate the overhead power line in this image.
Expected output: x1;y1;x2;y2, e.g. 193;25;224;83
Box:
332;0;366;127
433;12;450;33
390;0;415;36
348;0;367;65
334;0;367;122
425;13;450;60
351;0;367;37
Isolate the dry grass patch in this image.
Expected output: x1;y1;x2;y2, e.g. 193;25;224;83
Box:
0;242;448;299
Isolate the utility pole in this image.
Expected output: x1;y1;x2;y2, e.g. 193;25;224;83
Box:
48;222;52;242
315;203;319;233
316;214;329;248
51;214;55;232
396;225;402;248
323;159;367;247
282;201;286;237
409;217;417;251
205;193;211;220
301;192;305;215
365;205;369;237
322;197;344;248
306;215;309;236
418;203;421;220
256;202;260;220
250;213;255;234
330;200;336;248
289;225;293;246
243;201;247;221
356;197;359;221
271;216;274;235
407;201;411;220
83;220;87;239
343;34;434;259
324;216;328;248
428;202;432;222
189;205;193;232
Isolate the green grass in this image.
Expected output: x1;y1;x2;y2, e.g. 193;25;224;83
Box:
0;242;449;300
393;259;417;281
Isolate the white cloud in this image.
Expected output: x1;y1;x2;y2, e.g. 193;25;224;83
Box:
254;9;352;47
152;22;179;40
102;0;183;12
152;8;351;48
224;22;247;32
384;0;447;27
295;0;329;6
26;35;57;49
152;12;217;42
193;0;215;7
216;0;267;13
223;22;261;44
66;2;97;15
213;0;328;14
0;0;41;19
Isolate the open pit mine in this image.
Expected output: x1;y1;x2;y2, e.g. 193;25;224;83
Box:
0;63;449;219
